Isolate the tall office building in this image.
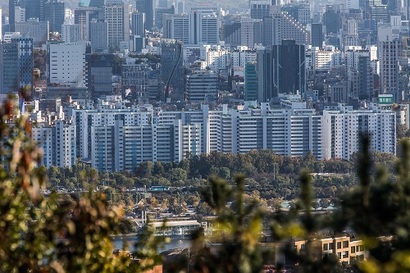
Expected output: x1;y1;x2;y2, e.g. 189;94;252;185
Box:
311;23;323;48
135;0;153;31
189;7;219;45
47;42;87;87
131;11;145;36
250;0;272;20
9;0;17;32
61;24;81;43
358;55;372;99
257;47;274;102
0;42;19;94
186;71;218;102
104;0;130;50
90;20;108;52
244;62;258;100
378;25;402;100
161;39;184;102
281;2;311;25
341;18;359;48
323;5;340;34
86;53;114;98
240;18;262;48
163;14;189;44
15;6;26;23
262;12;310;46
11;37;34;89
272;40;306;96
175;0;185;14
20;0;46;21
16;19;49;46
345;49;372;99
155;6;174;29
222;20;241;46
44;0;65;33
89;0;105;7
74;7;102;41
0;8;2;42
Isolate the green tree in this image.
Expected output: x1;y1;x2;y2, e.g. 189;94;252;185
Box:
0;97;162;273
192;175;265;273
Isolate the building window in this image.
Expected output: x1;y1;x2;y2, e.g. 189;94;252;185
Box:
343;241;349;248
351;246;355;253
343;251;349;258
323;244;328;251
337;242;342;249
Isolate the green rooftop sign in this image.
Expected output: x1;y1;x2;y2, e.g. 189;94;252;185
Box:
378;94;393;105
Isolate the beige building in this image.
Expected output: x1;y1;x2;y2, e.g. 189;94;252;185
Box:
294;235;366;265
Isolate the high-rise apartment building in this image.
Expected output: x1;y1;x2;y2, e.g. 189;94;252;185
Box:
54;120;76;167
322;108;396;160
36;100;396;171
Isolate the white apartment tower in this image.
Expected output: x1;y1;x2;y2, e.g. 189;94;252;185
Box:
32;126;54;167
53;101;398;172
322;108;396;160
55;120;76;167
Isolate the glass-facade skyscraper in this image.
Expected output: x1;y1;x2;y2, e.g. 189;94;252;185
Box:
0;43;19;94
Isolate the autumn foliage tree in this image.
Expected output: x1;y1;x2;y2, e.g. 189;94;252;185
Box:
0;97;162;273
